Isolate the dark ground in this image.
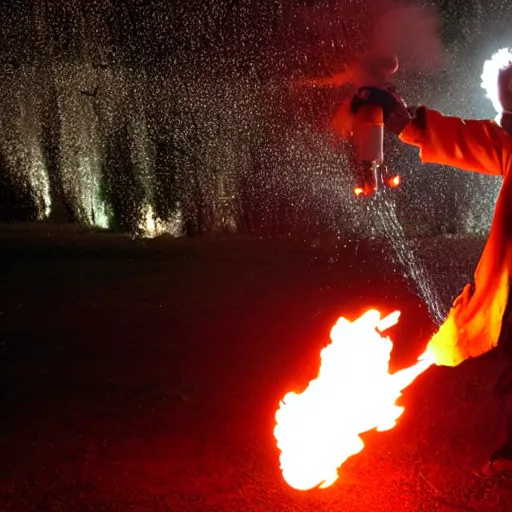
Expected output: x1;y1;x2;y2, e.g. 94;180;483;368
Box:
0;223;511;511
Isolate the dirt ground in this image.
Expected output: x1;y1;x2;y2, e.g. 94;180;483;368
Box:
1;223;511;511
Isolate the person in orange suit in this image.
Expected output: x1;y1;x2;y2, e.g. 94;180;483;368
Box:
349;65;512;478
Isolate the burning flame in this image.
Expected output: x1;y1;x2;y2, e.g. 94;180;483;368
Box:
481;47;512;122
274;309;434;491
389;175;400;187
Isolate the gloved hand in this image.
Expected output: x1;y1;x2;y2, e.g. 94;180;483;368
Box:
350;86;411;135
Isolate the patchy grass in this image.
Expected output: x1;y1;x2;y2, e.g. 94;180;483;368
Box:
0;223;510;511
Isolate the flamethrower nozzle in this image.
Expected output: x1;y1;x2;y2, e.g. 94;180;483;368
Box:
353;162;401;198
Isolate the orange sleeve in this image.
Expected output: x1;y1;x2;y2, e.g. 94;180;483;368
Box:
399;108;509;176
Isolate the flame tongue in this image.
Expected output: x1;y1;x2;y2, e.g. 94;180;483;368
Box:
274;309;434;491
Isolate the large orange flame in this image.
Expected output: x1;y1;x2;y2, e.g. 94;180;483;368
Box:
274;309;434;491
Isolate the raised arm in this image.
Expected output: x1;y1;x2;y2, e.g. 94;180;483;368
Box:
400;107;509;176
348;87;511;176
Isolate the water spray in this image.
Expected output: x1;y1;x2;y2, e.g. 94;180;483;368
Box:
349;53;444;322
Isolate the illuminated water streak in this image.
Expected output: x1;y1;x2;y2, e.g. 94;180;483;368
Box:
57;63;110;227
59;118;109;227
374;198;445;325
138;203;184;238
1;67;52;220
27;143;52;219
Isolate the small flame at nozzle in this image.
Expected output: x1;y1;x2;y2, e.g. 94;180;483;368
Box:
353;161;401;198
389;175;400;188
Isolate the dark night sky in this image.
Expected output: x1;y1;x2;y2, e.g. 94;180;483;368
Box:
1;0;511;134
0;0;509;74
0;0;511;234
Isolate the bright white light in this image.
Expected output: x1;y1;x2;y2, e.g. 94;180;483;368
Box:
137;202;184;238
481;47;512;121
30;144;52;219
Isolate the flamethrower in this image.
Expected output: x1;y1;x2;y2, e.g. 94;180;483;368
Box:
311;53;402;198
352;101;401;197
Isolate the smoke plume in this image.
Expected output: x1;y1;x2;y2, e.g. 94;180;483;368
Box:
372;1;446;71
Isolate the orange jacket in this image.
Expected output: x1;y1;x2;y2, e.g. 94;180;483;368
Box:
400;108;512;366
